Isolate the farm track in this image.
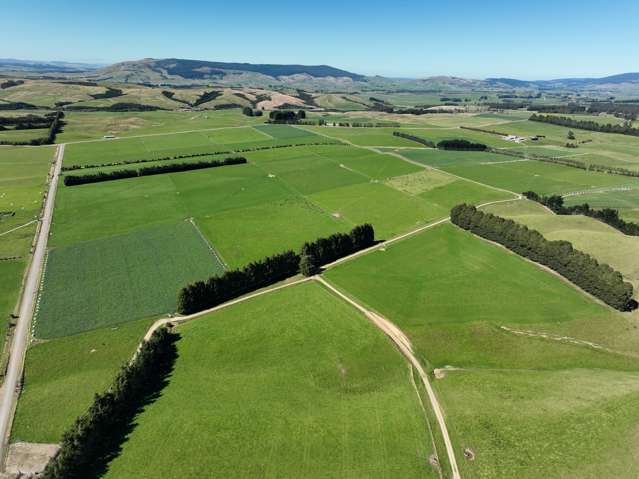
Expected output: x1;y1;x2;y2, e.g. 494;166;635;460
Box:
0;144;64;467
314;276;461;479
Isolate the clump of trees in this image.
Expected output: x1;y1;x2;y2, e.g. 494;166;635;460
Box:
300;224;375;276
523;191;639;236
41;327;179;479
450;203;635;311
178;224;375;314
530;113;639;137
268;110;306;123
393;131;436;147
89;87;123;100
0;79;24;89
178;251;300;314
64;157;247;186
437;139;487;151
242;106;263;117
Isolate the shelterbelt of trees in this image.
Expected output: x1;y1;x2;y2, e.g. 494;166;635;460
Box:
523;191;639;236
392;131;487;150
530;102;639;120
451;204;635;311
178;224;375;314
530;113;639;137
63;157;247;186
42;327;179;479
0;111;64;146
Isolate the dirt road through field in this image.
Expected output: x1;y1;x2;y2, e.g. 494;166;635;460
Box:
315;276;461;479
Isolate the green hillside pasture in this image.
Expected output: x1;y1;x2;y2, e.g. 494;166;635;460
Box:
325;223;635;370
57;109;266;143
403;149;639;195
564;187;639;222
102;282;438;479
438;369;639;478
299;126;423;147
485;199;639;293
12;318;152;443
325;222;639;476
0;80;103;107
313;93;371;110
36;221;224;338
254;123;319;139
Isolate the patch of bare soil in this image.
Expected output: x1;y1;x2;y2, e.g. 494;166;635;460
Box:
463;447;475;461
5;442;59;476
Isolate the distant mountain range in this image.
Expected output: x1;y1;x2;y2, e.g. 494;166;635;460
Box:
487;73;639;89
0;58;102;73
1;58;638;92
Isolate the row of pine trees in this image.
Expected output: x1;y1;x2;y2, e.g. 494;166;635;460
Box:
63;156;247;186
450;204;635;311
42;327;179;479
523;191;639;236
178;224;375;314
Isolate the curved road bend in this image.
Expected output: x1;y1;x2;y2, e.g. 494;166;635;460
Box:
0;144;64;464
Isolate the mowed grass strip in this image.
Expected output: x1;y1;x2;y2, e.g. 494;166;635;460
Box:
102;282;438;479
36;221;224;338
12;318;153;443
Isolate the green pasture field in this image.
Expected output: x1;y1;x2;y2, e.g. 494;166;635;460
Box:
401;149;639;195
325;223;633;369
0;146;52;338
438;368;639;478
485;199;639;293
324;221;639;477
563;187;639;221
494;119;639;170
0;260;25;330
53;142;513;269
299;126;423;147
57;109;266;143
197;198;350;269
253;123;318;139
0;128;50;143
102;282;438;479
63;126;272;166
403;127;514;148
36;221;223;338
12;318;153;443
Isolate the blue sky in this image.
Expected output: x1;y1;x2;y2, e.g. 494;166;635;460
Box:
2;0;637;79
